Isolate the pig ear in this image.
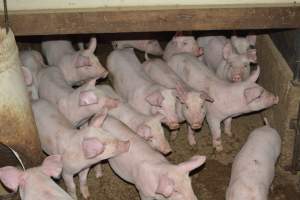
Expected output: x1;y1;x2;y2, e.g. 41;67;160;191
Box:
75;55;91;68
21;66;33;86
246;35;256;46
79;90;98;106
156;174;174;197
87;37;97;53
244;86;264;104
230;36;238;41
0;166;23;192
136;124;153;140
146;91;164;106
41;155;63;178
78;42;85;51
199;91;214;102
246;65;260;83
247;49;257;63
175;82;187;103
178;155;206;173
82;138;105;159
223;43;233;60
89;109;108;128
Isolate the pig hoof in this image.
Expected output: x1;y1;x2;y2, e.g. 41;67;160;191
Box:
95;171;103;179
81;188;90;199
188;138;197;146
225;131;233;137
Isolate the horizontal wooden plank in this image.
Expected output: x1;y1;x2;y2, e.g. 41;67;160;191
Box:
0;0;299;11
0;6;299;36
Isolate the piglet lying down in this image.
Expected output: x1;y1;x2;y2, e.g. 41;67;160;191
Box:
0;155;73;200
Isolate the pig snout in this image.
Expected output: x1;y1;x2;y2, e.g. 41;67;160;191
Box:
195;47;204;57
115;140;130;153
232;74;242;82
191;123;202;130
161;143;172;155
168;122;180;130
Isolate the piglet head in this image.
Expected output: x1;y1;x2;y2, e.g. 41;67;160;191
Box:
155;155;206;199
144;40;164;56
75;37;108;80
172;35;203;57
147;89;179;130
141;115;172;155
244;66;279;111
83;112;130;160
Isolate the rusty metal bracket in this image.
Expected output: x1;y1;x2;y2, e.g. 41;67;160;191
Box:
289;102;300;174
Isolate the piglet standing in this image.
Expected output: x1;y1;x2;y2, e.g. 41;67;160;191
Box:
107;48;180;130
101;116;206;200
0;155;73;200
226;118;281;200
41;38;108;86
197;36;256;82
167;53;279;151
95;84;171;155
32;99;130;199
163;33;203;61
142;58;214;145
112;39;163;56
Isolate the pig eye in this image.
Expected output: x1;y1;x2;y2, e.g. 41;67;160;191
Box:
201;105;204;109
244;64;248;68
183;42;188;46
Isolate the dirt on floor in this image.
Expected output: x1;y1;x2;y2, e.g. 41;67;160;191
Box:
61;114;299;200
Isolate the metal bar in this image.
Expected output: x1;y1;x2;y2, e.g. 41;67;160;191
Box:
290;102;300;173
3;0;9;33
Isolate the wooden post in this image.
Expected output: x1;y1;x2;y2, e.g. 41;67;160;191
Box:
0;27;42;168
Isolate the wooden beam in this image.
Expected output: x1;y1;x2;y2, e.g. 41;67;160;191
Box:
0;6;300;36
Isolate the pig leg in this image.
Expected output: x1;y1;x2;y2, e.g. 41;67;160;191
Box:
94;163;103;178
79;168;90;199
224;117;233;137
170;130;178;141
206;116;223;152
187;125;197;146
63;173;78;200
139;192;153;200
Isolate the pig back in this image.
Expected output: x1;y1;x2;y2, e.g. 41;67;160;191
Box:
103;117;167;182
107;49;154;100
32;100;73;155
20;168;73;200
38;67;73;105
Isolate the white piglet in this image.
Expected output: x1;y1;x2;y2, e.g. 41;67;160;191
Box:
226;118;281;200
107;48;180;130
42;38;108;86
95;84;171;154
142;58;214;145
102;116;206;200
32;99;130;199
0;155;73;200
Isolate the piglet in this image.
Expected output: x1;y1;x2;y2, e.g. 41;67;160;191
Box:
95;84;171;155
24;62;118;127
167;53;279;151
230;35;256;55
142;58;214;145
197;36;255;82
107;48;180;130
41;38;108;86
0;155;73;200
20;50;45;100
100;116;206;200
163;33;203;61
32;99;130;199
112;40;163;56
226;118;281;200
